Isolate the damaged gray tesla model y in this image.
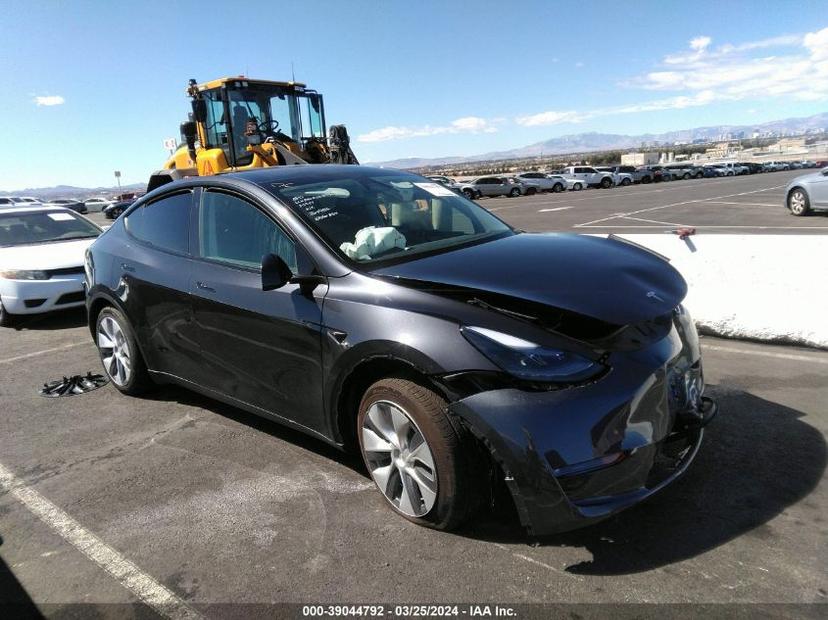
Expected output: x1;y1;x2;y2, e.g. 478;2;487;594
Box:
85;165;717;535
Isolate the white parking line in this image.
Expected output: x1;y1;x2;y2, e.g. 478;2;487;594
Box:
574;186;786;228
0;341;88;365
0;462;203;620
703;201;779;207
575;225;828;229
538;207;573;213
701;344;828;364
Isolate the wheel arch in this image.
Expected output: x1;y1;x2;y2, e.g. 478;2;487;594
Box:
86;291;153;371
330;351;451;452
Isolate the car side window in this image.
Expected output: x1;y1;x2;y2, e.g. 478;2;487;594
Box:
125;191;191;254
198;190;297;272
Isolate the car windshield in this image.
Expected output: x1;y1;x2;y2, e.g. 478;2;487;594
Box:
0;210;101;247
271;173;513;265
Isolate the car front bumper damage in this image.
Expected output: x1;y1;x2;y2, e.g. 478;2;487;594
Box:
447;315;717;536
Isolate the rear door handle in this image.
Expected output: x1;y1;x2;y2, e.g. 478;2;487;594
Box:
196;281;216;293
121;263;135;273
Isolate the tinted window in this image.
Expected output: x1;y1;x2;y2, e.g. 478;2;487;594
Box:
125;192;191;254
199;190;297;272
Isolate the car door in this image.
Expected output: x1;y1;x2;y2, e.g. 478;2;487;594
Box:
475;177;498;197
810;169;828;207
190;187;328;434
119;190;202;377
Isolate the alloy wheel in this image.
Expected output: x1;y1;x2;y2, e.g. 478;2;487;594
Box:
97;315;132;386
361;400;438;517
789;190;807;215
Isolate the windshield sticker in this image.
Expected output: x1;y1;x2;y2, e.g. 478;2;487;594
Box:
47;213;75;221
413;182;456;197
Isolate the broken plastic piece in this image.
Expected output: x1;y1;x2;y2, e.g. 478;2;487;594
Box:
40;372;109;398
670;227;696;240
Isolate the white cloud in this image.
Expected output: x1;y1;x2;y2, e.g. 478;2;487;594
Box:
33;95;65;106
640;27;828;103
515;110;585;127
357;116;498;143
690;36;712;52
514;91;721;128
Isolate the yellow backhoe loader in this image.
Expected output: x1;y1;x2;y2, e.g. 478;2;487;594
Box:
148;77;358;191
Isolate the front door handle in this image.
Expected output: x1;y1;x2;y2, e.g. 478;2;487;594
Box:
196;281;216;293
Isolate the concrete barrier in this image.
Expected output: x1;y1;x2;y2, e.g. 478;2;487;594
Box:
600;234;828;349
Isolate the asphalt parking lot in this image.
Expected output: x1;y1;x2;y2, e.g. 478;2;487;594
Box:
1;309;826;615
1;169;826;617
481;169;827;234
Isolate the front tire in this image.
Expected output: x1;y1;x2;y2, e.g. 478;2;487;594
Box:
358;378;480;531
0;299;16;327
621;177;631;186
788;189;810;216
600;177;612;189
574;182;583;191
509;188;521;197
95;307;153;394
552;183;564;193
462;188;475;200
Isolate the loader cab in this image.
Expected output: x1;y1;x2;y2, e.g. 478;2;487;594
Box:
193;78;327;168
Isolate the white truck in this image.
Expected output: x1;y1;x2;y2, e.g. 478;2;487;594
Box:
561;166;615;189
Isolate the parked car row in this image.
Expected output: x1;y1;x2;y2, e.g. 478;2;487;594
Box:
0;194;148;214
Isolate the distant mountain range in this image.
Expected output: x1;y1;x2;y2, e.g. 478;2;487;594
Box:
0;182;145;200
371;112;828;169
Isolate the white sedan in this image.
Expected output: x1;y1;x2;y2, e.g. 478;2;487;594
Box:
0;206;101;326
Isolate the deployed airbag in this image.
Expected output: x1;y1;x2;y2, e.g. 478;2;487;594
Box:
340;226;406;260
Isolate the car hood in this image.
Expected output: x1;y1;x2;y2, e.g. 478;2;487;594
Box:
0;238;96;270
788;171;826;187
373;233;687;325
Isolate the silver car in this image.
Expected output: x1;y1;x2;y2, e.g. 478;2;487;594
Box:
514;172;562;192
786;167;828;216
469;176;525;198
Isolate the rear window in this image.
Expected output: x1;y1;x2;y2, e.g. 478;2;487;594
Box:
125;191;191;254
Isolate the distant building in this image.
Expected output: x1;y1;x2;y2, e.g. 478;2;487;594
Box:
621;152;660;166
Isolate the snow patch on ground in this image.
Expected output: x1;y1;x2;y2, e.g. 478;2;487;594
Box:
604;234;828;349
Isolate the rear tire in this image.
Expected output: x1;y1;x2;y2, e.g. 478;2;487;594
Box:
621;177;631;186
358;378;481;531
683;173;691;180
553;183;564;193
574;182;583;191
642;176;652;184
788;188;811;216
462;188;475;200
0;299;16;327
600;177;612;189
95;307;153;395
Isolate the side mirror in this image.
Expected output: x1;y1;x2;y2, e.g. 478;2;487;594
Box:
822;168;828;176
261;253;293;291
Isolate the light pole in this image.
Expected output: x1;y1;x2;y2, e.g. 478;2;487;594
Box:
114;170;121;192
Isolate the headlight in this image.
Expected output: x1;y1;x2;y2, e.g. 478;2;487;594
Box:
461;326;602;383
0;270;50;280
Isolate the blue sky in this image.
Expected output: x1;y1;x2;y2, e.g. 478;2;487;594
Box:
1;0;827;190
